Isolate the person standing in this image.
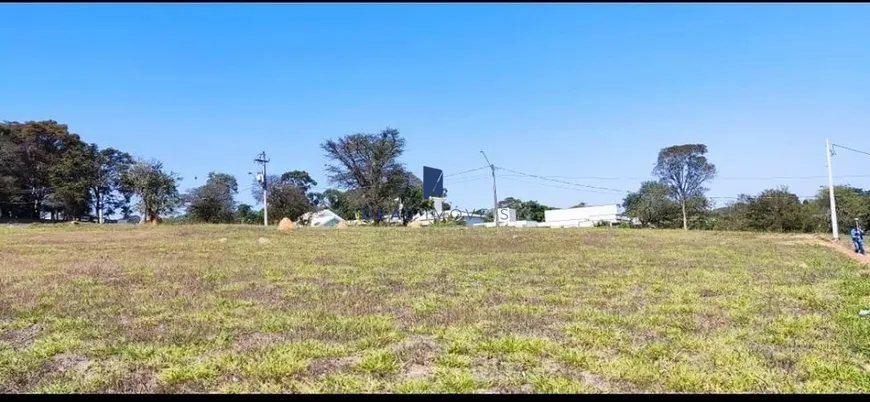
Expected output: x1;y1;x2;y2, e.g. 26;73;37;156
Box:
851;220;865;255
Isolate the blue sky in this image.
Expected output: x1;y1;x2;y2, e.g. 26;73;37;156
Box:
2;4;869;211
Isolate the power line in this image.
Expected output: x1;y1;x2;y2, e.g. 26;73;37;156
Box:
499;176;631;195
446;174;491;184
445;166;490;178
529;174;870;181
495;166;631;194
832;143;870;158
708;195;817;200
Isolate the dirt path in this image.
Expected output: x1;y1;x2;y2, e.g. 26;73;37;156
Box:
812;237;870;268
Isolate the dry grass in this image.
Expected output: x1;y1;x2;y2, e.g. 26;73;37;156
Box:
1;224;869;393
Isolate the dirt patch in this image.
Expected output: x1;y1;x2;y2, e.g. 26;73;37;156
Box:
106;366;161;393
0;324;40;349
402;364;432;380
307;356;361;378
49;353;91;374
232;332;285;351
471;356;618;393
390;335;441;380
479;387;524;394
393;335;442;366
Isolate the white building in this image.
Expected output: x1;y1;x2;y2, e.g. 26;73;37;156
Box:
300;209;346;228
543;204;628;228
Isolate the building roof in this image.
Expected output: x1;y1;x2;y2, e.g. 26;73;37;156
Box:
301;209;346;227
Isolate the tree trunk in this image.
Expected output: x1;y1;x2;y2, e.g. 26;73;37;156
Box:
681;199;688;230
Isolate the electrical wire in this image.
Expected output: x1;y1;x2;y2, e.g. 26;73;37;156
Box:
832;143;870;158
494;166;631;194
444;166;490;178
498;176;632;195
528;174;870;181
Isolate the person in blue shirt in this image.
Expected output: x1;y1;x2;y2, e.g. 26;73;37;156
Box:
851;222;865;255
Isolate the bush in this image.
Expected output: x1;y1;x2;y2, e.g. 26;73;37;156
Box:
431;216;464;227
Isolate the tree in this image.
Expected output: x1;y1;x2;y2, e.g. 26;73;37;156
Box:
652;144;717;230
121;159;182;224
235;203;258;224
251;170;319;224
48;136;95;220
321;188;359;220
518;200;552;222
494;197;552;222
391;171;431;225
321;127;407;224
268;185;313;223
622;181;680;228
0;120;86;220
710;194;753;231
280;170;317;192
250;174;280;206
744;187;806;232
806;185;870;234
281;170;322;206
186;172;238;223
89;146;134;223
497;197;523;211
571;202;588;208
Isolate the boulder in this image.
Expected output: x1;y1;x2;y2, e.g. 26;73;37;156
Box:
408;221;423;229
258;237;271;245
278;217;297;232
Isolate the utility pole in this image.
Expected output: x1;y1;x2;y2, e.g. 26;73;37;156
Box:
480;151;499;227
255;151;270;227
826;138;838;241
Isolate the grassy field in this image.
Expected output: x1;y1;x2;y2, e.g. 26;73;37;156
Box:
1;224;869;393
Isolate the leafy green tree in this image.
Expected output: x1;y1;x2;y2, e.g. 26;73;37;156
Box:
186;172;238;223
268;184;312;223
321;188;358;220
251;170;319;224
493;197;552;222
622;181;679;228
280;170;317;192
89;146;135;223
710;194;752;231
121;159;182;224
0;120;89;220
235;203;258;224
48;136;95;220
744;187;807;232
652;144;717;230
497;197;523;211
518;200;552;222
806;185;870;234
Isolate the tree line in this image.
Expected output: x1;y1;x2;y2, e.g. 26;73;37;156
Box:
0;121;441;225
621;144;868;234
1;120;861;233
0;121;180;223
